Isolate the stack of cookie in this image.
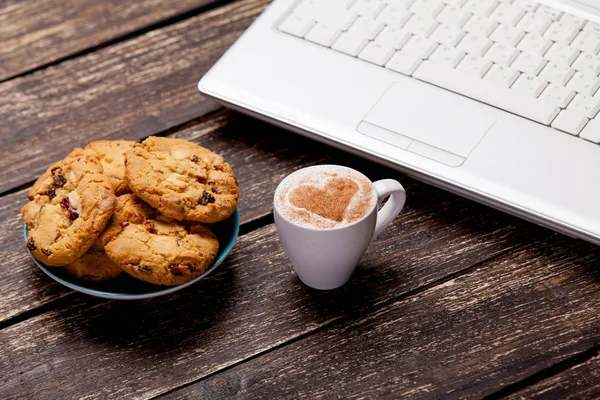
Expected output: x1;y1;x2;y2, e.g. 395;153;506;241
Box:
22;137;239;286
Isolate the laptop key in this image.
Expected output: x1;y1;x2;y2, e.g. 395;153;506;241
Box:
484;64;520;87
514;0;539;13
385;51;423;75
279;14;315;37
463;15;498;37
351;0;386;19
489;4;525;27
539;85;576;108
429;46;465;67
571;32;600;55
560;13;586;30
517;33;552;56
490;24;526;47
376;5;412;29
580;119;600;143
516;12;552;36
484;43;520;66
551;109;588;135
404;14;439;37
572;53;600;76
374;26;412;49
388;0;417;9
402;35;439;58
457;55;493;77
348;17;385;40
430;23;466;47
332;32;369;56
463;0;498;17
359;42;396;65
538;62;575;87
583;21;600;36
512;74;548;97
536;5;563;21
544;42;580;66
568;93;600;119
442;0;467;7
295;3;357;30
458;33;493;56
544;22;578;44
305;23;342;47
436;6;471;28
411;0;445;19
567;71;600;96
512;52;547;76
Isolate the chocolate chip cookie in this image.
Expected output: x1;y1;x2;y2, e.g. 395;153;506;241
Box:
63;239;122;282
85;140;135;196
125;137;238;223
22;149;117;266
101;194;219;286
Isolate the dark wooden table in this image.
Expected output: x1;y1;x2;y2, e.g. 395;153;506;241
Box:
1;1;599;399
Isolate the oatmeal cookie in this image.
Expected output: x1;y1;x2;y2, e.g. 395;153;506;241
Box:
124;137;238;223
63;239;122;282
85;140;134;196
23;149;116;266
101;194;219;286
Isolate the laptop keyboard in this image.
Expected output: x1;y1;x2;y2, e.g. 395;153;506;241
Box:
278;0;600;145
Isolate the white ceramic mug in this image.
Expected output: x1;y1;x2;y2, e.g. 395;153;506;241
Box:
273;165;406;290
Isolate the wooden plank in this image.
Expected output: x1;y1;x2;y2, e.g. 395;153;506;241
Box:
0;179;549;398
0;189;72;322
0;110;548;323
0;111;319;322
0;0;221;81
0;0;270;194
161;236;600;400
506;354;600;399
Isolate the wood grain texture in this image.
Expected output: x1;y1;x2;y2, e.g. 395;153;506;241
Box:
0;177;549;399
162;236;600;400
0;109;339;324
0;112;319;323
0;0;221;81
0;0;269;194
0;110;548;323
0;189;71;323
507;354;600;399
1;1;597;395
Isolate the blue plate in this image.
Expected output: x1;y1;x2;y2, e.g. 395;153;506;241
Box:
24;209;239;300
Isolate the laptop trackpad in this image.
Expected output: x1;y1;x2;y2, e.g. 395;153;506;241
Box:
359;82;496;167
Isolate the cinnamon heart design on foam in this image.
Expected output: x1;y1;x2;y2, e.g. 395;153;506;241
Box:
289;177;359;222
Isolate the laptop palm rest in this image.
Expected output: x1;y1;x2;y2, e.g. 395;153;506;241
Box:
358;82;497;167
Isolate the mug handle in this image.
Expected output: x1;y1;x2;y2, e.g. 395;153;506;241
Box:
372;179;406;240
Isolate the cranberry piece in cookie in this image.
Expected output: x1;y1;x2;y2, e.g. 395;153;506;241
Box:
23;148;116;266
124;137;238;223
101;194;219;286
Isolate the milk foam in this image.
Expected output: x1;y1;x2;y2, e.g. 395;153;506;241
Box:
275;166;377;229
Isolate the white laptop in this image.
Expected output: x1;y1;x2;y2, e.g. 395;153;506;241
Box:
199;0;600;245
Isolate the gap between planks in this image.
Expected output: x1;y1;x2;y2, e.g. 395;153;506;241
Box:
0;208;274;332
0;107;228;198
147;239;559;400
4;109;590;396
484;341;600;399
0;105;524;331
0;0;237;84
0;104;260;325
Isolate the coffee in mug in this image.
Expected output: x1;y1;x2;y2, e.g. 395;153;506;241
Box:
274;166;377;230
274;165;406;290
